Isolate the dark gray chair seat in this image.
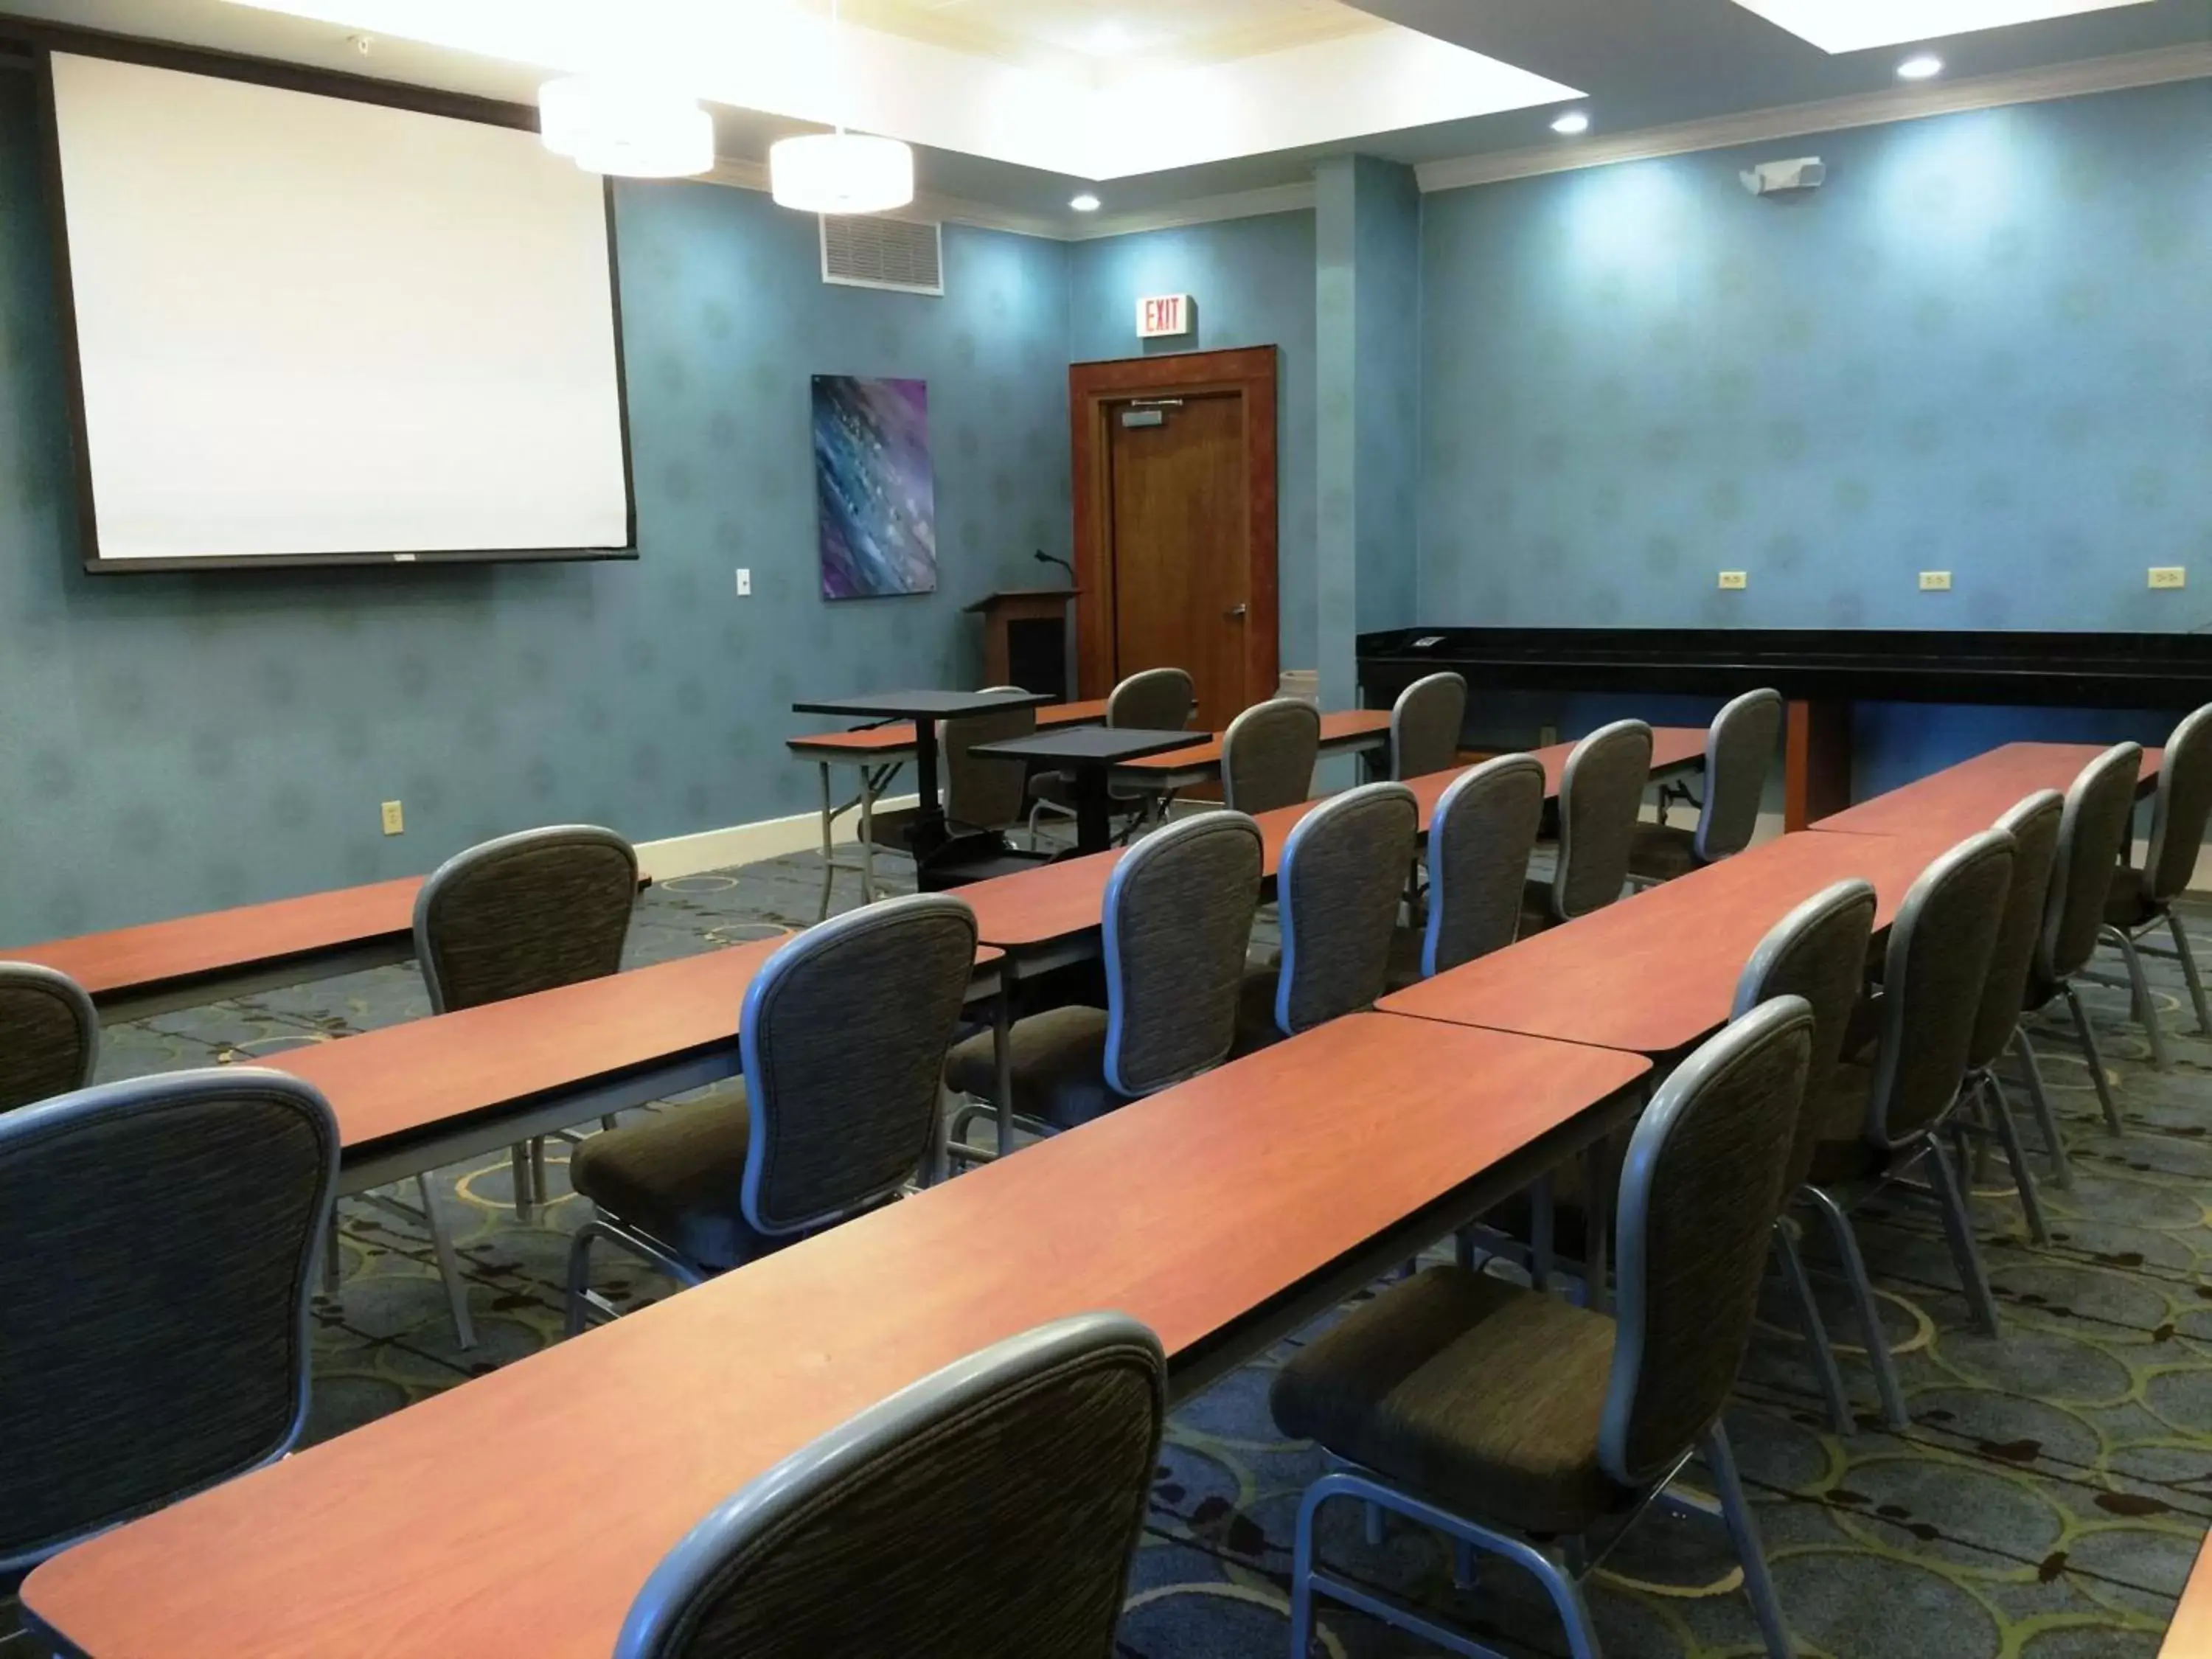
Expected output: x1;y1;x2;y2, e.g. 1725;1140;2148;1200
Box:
944;1006;1119;1130
2104;863;2154;928
1382;927;1427;992
569;1085;769;1273
1801;1061;1882;1186
1275;1267;1622;1536
1624;821;1702;883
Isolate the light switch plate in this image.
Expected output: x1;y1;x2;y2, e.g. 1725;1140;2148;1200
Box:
735;568;752;597
1919;571;1952;591
380;799;404;836
2150;566;2187;590
1717;571;1748;590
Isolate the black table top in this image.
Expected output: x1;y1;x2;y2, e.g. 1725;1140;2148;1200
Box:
792;689;1055;720
972;727;1208;765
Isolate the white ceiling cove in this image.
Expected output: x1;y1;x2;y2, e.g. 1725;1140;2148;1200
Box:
1725;0;2156;54
211;0;1580;180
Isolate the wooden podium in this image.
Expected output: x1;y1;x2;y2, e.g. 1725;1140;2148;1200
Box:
965;588;1078;699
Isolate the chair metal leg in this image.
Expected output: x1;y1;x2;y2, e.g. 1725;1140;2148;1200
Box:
815;762;838;922
509;1142;536;1223
2104;924;2171;1071
565;1220;599;1338
2010;1030;2073;1189
530;1135;552;1208
1773;1218;1853;1436
2062;981;2125;1133
417;1175;476;1350
1921;1133;2002;1337
1704;1422;1793;1659
2168;911;2212;1035
1802;1184;1909;1429
1980;1074;2049;1245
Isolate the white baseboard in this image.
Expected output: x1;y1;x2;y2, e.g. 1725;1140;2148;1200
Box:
637;795;919;881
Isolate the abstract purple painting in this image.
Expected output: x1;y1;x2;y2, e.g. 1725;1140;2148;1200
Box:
812;374;937;599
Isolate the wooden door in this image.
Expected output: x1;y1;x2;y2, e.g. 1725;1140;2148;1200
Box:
1107;394;1248;731
1070;347;1278;737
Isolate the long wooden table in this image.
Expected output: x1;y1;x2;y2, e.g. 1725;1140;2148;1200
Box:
1378;827;1956;1059
785;698;1111;914
19;1013;1649;1659
2165;1532;2212;1655
1811;740;2162;839
961;726;1710;970
7;877;429;1023
253;937;1001;1198
1112;707;1394;789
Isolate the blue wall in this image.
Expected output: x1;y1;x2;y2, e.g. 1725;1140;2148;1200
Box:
1419;80;2212;633
0;78;1071;943
1066;211;1319;669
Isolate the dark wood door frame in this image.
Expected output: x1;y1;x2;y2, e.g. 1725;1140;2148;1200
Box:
1068;347;1279;706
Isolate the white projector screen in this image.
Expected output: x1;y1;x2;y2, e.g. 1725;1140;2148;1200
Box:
47;51;633;568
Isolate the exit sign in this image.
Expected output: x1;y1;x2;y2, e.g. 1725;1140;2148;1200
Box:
1136;293;1192;338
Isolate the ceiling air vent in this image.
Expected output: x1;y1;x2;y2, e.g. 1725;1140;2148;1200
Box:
819;214;944;296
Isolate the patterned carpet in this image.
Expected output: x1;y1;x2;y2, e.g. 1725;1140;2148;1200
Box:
6;846;2211;1658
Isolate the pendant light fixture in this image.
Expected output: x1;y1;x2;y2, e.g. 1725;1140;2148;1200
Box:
768;0;917;215
539;75;714;179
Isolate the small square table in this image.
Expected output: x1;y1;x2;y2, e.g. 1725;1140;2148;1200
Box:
971;726;1211;854
791;689;1053;854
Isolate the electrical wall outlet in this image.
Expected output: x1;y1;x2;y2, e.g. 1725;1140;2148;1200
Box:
1717;570;1748;590
735;568;752;597
1919;571;1952;592
380;799;404;836
2150;566;2187;590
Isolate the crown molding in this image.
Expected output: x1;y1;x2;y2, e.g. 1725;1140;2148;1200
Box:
1416;40;2212;194
700;158;1313;243
1068;181;1318;240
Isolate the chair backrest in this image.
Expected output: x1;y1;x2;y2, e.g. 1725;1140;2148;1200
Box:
0;962;99;1113
1870;829;2016;1147
2146;703;2212;904
1967;790;2065;1072
1695;688;1784;863
1102;811;1265;1096
614;1313;1166;1659
1599;997;1812;1489
1107;667;1194;732
414;824;639;1013
1390;672;1468;782
1424;755;1547;978
1276;784;1420;1035
1730;878;1877;1194
1220;698;1321;815
1549;719;1654;921
941;687;1037;832
0;1067;338;1574
2038;742;2143;985
740;894;978;1236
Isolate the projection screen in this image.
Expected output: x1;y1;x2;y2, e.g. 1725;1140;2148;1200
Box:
46;50;633;569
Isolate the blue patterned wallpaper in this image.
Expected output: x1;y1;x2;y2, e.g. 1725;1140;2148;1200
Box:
1065;211;1319;669
1419;80;2212;633
0;79;1071;943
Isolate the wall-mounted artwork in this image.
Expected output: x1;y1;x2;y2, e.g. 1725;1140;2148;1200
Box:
812;374;937;599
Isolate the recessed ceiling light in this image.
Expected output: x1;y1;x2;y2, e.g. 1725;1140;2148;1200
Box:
1725;0;2149;55
1896;52;1945;78
1070;192;1102;212
1551;109;1590;135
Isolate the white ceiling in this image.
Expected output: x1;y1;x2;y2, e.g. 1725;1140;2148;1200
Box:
844;0;1379;74
1;0;2206;229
